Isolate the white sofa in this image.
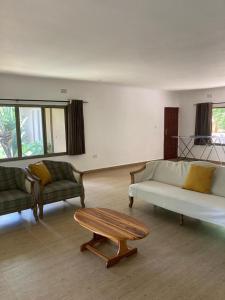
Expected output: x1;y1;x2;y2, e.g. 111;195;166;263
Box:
129;160;225;227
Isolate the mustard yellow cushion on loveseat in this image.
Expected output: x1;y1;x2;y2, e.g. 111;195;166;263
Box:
29;163;52;186
182;164;216;194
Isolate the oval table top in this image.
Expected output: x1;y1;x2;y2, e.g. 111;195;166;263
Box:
74;208;149;242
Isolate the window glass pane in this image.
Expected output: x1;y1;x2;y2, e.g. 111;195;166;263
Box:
45;108;66;153
0;106;18;159
20;107;44;157
212;108;225;143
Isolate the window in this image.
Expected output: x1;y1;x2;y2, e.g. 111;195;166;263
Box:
212;107;225;144
45;108;66;153
0;106;18;159
0;105;67;160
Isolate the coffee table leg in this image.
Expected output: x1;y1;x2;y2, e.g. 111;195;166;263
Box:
80;234;137;268
80;233;107;252
106;240;137;268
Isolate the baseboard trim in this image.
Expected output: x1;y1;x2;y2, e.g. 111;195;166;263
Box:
83;161;148;174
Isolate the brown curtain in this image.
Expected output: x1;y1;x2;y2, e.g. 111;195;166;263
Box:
67;100;85;155
194;102;212;145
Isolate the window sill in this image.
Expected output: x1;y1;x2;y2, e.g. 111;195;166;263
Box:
0;152;67;163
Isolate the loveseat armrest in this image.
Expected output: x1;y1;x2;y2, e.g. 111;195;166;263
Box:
25;167;41;183
71;165;84;185
24;175;36;194
130;161;159;184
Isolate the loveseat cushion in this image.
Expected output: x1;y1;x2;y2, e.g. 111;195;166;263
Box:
43;160;75;182
41;180;82;204
129;180;225;226
0;167;26;192
0;189;33;214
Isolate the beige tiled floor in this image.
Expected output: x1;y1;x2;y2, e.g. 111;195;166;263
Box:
1;167;225;300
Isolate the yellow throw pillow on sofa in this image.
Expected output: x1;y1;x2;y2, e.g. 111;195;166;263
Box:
29;163;52;186
182;164;216;194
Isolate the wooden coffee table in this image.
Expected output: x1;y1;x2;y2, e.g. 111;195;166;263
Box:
74;208;149;268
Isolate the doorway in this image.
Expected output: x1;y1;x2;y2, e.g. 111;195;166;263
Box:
164;107;179;159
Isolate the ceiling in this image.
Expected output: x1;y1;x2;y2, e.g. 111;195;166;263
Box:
1;0;225;90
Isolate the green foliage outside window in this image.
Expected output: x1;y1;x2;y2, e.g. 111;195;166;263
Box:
22;142;44;157
212;108;225;132
0;107;17;158
0;106;43;158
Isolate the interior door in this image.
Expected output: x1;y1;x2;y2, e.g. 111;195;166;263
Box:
164;107;179;160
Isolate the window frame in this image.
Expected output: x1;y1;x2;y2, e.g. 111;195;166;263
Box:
212;105;225;146
0;103;68;162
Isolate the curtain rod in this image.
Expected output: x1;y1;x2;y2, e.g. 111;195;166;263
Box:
0;99;88;103
194;101;225;106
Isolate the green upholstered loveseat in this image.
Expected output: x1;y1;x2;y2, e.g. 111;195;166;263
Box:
28;160;85;218
0;166;38;221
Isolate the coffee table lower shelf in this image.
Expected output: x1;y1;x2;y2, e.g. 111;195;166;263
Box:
80;233;137;268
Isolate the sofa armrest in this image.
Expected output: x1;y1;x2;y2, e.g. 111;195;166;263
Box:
130;165;147;184
130;161;159;184
71;165;84;185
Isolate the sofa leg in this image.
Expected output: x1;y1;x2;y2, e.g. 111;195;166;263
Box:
179;214;184;226
129;196;134;208
33;206;38;222
39;205;43;219
80;195;85;208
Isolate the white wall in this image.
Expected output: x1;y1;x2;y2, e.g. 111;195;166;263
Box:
0;74;178;171
175;86;225;162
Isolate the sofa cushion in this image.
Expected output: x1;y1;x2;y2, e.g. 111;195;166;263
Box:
133;161;159;183
29;162;52;186
183;165;216;194
152;160;190;187
0;189;33;214
211;166;225;197
43;160;75;182
150;160;225;192
129;180;225;226
42;180;82;204
0;167;26;192
188;161;225;198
